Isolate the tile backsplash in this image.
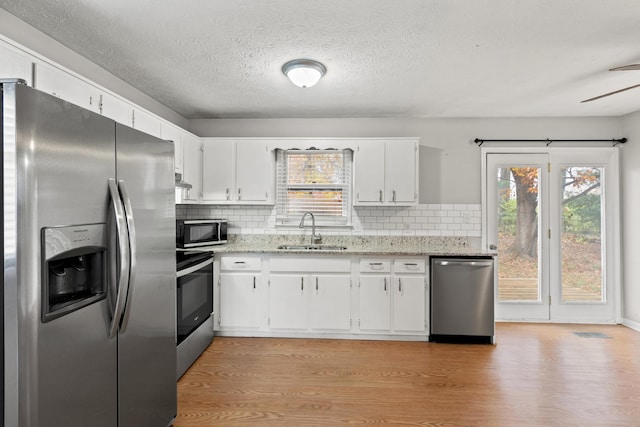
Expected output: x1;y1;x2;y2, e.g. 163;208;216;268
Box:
176;204;481;237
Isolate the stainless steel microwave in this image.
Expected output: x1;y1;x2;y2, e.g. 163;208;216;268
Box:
176;219;228;248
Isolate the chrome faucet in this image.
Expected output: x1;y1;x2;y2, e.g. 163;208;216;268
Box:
299;212;322;245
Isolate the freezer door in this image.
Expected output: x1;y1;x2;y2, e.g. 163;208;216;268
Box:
115;124;177;427
4;83;117;427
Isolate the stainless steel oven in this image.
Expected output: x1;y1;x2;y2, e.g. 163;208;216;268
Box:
176;251;214;378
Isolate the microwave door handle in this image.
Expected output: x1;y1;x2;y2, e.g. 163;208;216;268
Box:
107;178;131;339
117;180;137;334
177;257;213;278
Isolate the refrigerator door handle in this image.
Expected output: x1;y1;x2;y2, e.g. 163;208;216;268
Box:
118;179;137;334
108;178;131;339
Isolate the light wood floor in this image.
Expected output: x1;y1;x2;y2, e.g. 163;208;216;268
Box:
175;324;640;426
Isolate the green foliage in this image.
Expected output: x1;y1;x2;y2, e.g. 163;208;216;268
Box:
498;198;517;234
562;194;601;237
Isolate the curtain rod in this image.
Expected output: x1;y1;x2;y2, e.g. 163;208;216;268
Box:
474;138;627;147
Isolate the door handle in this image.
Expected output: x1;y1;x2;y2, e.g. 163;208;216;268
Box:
107;178;130;339
384;277;387;291
117;180;137;334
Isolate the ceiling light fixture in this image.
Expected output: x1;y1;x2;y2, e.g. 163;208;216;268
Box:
282;59;326;88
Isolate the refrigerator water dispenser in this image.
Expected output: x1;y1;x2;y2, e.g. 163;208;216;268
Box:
41;224;108;322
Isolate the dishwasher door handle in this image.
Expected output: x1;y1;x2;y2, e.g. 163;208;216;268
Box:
434;260;493;267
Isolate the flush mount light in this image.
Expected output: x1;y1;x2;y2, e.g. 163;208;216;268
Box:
282;59;326;88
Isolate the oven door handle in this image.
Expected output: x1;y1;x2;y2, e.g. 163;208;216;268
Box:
177;257;213;278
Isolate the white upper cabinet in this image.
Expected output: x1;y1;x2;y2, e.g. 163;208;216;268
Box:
0;41;33;85
202;139;234;202
201;139;274;205
236;140;272;202
180;133;202;203
353;140;386;203
99;91;133;125
34;61;101;113
131;106;161;138
160;123;184;174
354;139;419;206
34;61;162;138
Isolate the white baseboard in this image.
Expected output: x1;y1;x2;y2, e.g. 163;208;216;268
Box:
622;318;640;333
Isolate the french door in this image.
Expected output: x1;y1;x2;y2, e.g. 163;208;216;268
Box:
483;148;620;323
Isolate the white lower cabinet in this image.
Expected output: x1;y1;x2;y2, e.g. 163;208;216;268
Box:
358;258;428;335
358;260;391;331
218;256;264;331
269;257;352;332
269;275;308;330
216;253;428;339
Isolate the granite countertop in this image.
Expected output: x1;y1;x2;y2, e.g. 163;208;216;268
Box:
187;234;495;257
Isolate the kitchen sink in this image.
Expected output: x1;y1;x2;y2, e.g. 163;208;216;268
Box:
276;244;348;251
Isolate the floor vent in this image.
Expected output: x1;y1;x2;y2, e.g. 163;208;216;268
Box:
573;332;611;339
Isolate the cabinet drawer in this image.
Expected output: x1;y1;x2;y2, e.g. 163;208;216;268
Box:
393;259;426;274
359;259;391;273
220;256;262;271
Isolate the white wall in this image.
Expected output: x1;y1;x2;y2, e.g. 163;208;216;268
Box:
621;111;640;328
0;8;187;129
190;117;622;204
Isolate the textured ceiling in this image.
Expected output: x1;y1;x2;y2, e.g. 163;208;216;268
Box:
2;0;640;119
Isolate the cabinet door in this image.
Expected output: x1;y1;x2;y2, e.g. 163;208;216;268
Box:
0;41;32;85
132;107;161;138
34;61;100;112
359;276;391;331
310;275;351;330
181;135;202;203
99;91;133;126
269;275;308;330
354;141;385;204
386;140;417;204
236;140;272;203
160;124;184;174
202;140;235;202
393;275;426;333
219;273;261;329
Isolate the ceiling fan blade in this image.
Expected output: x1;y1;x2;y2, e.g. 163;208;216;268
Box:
610;64;640;71
581;83;640;103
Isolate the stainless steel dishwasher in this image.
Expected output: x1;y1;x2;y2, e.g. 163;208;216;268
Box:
430;257;495;344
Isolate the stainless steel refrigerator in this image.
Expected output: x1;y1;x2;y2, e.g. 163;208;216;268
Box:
2;80;177;426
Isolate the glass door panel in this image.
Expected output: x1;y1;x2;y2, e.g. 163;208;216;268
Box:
549;149;618;323
487;154;550;321
560;166;604;303
497;166;541;302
